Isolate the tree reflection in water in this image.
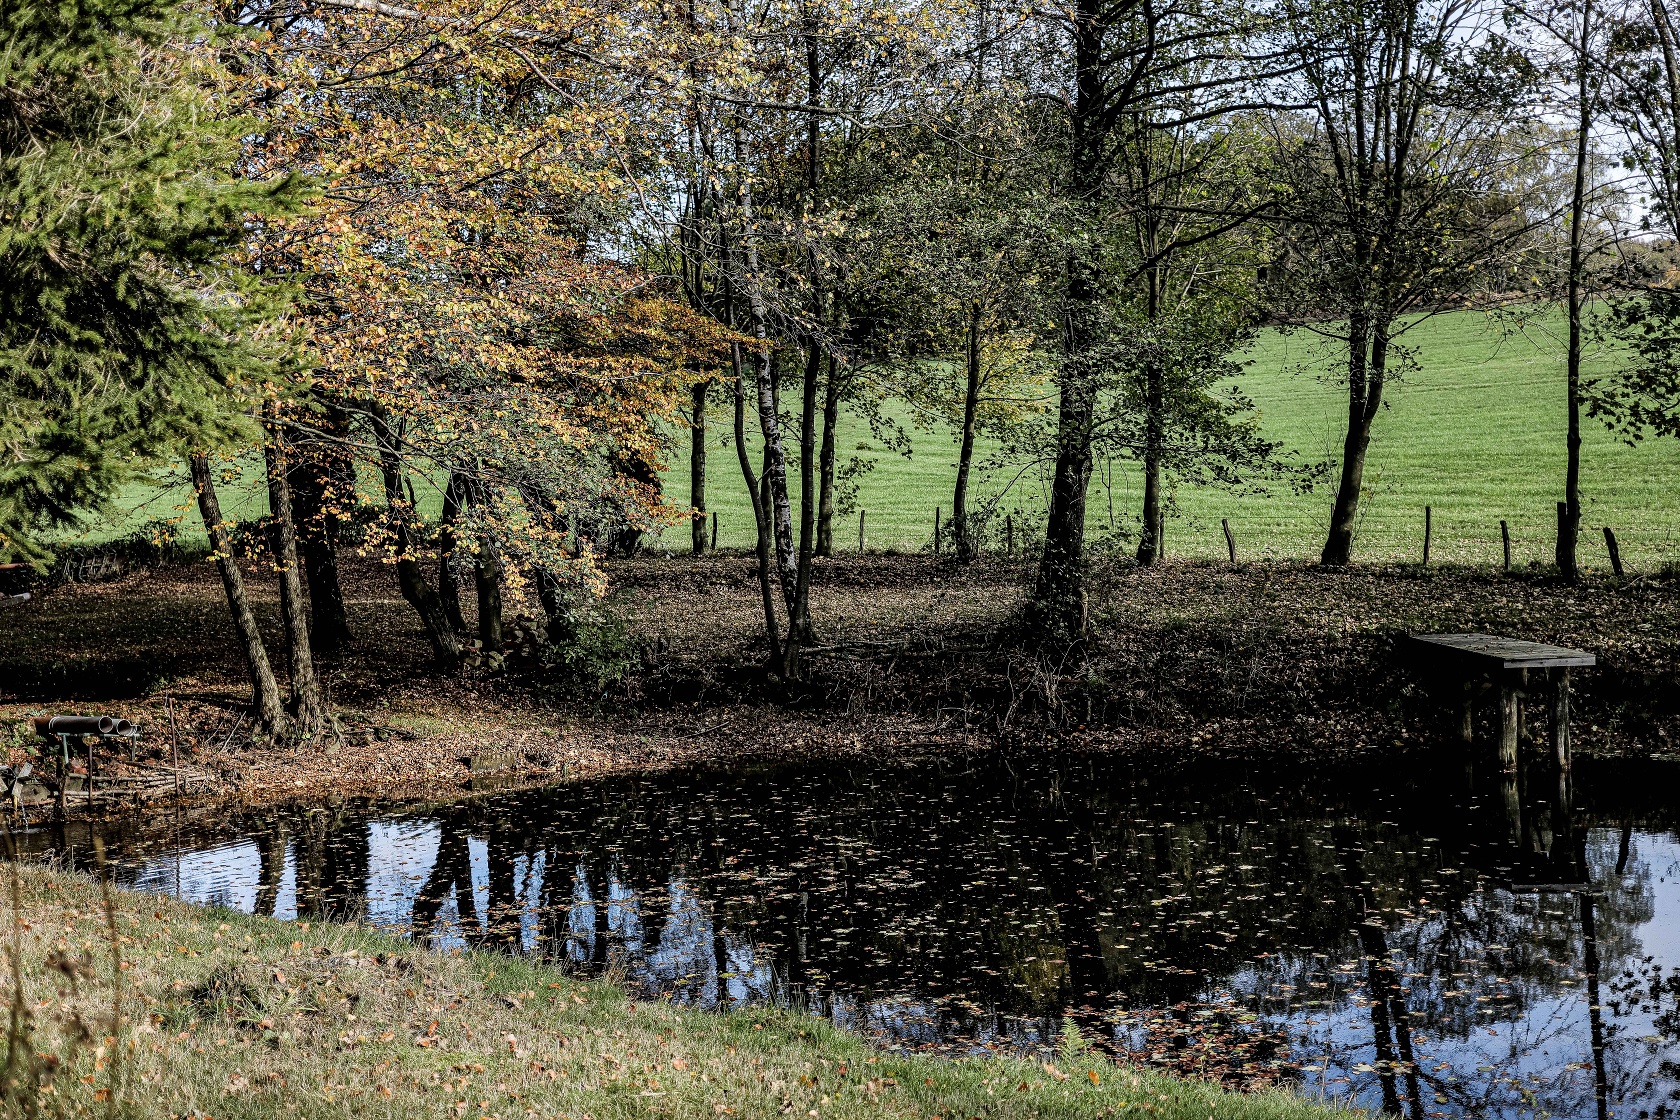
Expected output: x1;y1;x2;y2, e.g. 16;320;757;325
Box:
59;753;1680;1119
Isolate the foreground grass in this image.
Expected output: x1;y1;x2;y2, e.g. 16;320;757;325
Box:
3;863;1355;1120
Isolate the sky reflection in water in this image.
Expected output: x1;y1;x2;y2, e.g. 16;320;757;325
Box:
41;753;1680;1120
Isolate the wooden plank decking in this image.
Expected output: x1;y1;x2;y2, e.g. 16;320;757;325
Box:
1407;633;1596;670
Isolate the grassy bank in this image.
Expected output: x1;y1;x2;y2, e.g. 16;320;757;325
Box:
2;862;1354;1119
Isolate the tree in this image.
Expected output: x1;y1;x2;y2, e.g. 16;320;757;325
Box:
856;176;1058;564
995;0;1280;639
1267;0;1551;566
232;0;727;673
1586;0;1680;452
0;0;301;561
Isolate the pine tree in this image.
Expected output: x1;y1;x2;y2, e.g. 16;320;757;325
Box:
0;0;302;560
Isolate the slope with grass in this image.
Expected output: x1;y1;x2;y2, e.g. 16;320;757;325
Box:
678;310;1680;567
5;862;1356;1120
47;308;1680;570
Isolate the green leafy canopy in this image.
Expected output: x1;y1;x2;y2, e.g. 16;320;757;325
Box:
0;0;306;561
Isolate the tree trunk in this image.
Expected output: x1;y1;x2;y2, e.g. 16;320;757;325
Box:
691;378;709;555
475;537;504;653
1559;0;1592;582
370;411;462;665
786;337;821;668
1136;271;1165;566
1027;0;1105;646
954;304;982;565
816;353;840;557
736;158;795;608
733;366;782;666
289;451;352;657
1321;315;1388;567
758;346;797;613
264;424;329;740
438;471;468;634
189;452;287;736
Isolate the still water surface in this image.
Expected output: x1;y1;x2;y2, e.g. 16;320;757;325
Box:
26;751;1680;1119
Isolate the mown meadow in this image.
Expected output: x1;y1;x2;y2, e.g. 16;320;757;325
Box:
53;308;1680;571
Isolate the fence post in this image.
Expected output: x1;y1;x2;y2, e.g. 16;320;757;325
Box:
1501;520;1511;573
1222;518;1236;564
1006;514;1014;556
1423;505;1432;565
934;508;940;557
1604;526;1624;577
858;509;866;553
710;511;718;551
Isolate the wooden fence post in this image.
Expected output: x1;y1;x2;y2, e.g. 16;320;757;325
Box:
1222;518;1236;564
1604;526;1624;577
1006;514;1014;556
711;511;718;551
858;509;866;553
934;508;940;556
1423;505;1432;565
1501;520;1512;573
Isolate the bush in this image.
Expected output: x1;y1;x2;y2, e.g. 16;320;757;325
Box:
538;598;635;697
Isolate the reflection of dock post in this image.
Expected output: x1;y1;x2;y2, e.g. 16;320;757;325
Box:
1549;668;1572;783
1498;678;1521;775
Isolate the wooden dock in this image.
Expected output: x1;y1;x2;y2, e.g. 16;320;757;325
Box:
1407;633;1595;775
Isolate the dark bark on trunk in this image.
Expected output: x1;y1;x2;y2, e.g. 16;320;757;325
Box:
733;154;797;611
762;350;796;612
289;451;352;657
1559;0;1592;581
475;537;504;653
371;412;462;665
734;363;782;666
1028;0;1105;645
189;452;287;736
691;379;709;555
786;337;821;669
1136;272;1164;566
438;471;468;635
816;353;839;557
264;423;329;740
954;304;983;564
1321;315;1389;566
720;194;781;667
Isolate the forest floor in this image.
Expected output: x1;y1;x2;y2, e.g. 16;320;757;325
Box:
2;551;1678;815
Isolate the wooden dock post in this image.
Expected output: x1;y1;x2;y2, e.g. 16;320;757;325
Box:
1501;520;1512;572
1550;668;1572;777
1499;683;1521;773
1222;518;1236;564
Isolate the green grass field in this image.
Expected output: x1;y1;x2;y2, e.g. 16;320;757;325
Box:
57;307;1680;570
669;307;1680;569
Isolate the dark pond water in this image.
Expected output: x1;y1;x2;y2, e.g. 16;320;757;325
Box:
22;749;1680;1119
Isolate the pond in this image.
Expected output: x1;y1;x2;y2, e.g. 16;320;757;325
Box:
21;748;1680;1119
